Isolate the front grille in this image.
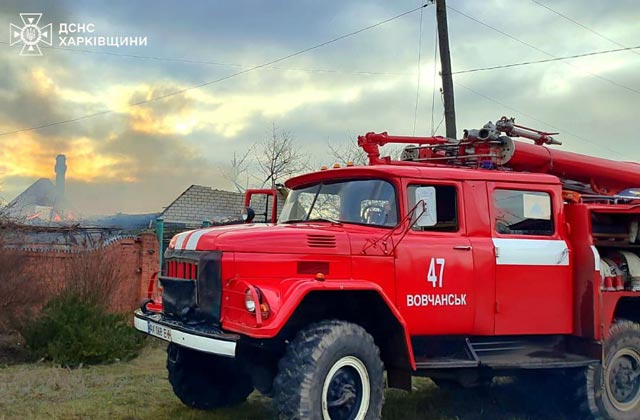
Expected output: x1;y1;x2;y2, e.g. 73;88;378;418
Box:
160;250;222;324
166;260;198;280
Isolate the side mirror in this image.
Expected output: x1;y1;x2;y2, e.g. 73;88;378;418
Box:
243;189;280;223
241;207;255;223
415;186;437;227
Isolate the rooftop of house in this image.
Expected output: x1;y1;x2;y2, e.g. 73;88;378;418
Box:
160;185;246;225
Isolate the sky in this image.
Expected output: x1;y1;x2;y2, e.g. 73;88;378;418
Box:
0;0;638;215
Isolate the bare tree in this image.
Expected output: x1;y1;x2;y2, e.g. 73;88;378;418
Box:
327;141;368;166
0;196;17;222
380;144;405;161
62;251;123;309
222;149;252;193
326;140;404;166
256;124;307;188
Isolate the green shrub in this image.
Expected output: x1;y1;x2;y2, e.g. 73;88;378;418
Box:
20;293;144;366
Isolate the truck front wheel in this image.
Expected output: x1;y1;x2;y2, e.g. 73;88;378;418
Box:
577;320;640;419
166;343;253;410
273;320;385;420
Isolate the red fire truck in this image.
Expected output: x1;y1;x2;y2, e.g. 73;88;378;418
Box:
135;117;640;420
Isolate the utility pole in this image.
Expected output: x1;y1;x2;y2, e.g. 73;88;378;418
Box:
435;0;457;139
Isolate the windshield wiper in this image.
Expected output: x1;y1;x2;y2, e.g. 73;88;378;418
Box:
283;217;341;225
306;217;342;225
304;183;322;221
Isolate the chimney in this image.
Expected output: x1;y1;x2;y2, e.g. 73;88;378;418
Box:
55;154;66;200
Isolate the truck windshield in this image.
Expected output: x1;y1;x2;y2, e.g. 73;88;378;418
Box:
279;179;398;227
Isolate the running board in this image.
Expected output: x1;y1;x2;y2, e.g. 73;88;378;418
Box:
415;358;479;369
469;336;596;369
413;335;598;371
476;354;594;369
414;337;480;370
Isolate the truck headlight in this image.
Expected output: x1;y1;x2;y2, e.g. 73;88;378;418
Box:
244;287;270;320
244;288;257;313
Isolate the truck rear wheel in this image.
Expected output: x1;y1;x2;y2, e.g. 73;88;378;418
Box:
576;320;640;420
166;343;253;410
273;320;385;420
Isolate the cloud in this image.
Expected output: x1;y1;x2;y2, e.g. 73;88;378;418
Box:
0;131;133;179
1;0;639;216
0;66;134;182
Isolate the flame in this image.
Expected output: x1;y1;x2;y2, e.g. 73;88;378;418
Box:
22;208;75;223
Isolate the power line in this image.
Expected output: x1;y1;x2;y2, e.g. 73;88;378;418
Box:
446;4;640;96
530;0;640;57
0;40;411;77
412;1;426;136
455;80;626;158
449;45;640;75
3;31;636;81
0;3;429;138
445;6;553;61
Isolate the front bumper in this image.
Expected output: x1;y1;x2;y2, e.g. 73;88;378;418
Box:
133;310;239;357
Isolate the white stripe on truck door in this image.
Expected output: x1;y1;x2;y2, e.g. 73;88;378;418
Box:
492;238;569;266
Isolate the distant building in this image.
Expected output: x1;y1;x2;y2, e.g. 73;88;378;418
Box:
6;178;72;223
160;184;285;226
161;185;245;225
5;155;72;224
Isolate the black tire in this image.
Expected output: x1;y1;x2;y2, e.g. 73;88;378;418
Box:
166;343;253;410
575;320;640;420
273;320;385;420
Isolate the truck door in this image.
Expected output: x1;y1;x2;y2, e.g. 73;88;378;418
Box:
395;180;475;335
489;183;572;335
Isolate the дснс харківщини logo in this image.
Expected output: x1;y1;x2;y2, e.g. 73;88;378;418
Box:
9;13;52;56
9;13;148;56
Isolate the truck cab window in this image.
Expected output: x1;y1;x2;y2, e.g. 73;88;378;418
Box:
279;179;398;227
493;189;554;236
407;185;458;232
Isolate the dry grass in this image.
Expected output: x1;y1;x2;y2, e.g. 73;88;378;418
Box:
0;341;572;420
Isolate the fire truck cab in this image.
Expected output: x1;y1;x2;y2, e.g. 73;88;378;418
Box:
135;118;640;420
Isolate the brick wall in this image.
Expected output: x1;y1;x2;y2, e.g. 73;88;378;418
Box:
16;232;159;313
137;232;160;305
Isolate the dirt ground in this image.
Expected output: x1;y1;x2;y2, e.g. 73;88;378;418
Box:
0;341;573;420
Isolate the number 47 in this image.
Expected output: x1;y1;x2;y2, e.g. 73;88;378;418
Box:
427;257;445;288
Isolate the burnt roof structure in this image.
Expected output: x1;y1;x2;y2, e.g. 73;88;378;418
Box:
8;178;57;209
4;178;73;224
